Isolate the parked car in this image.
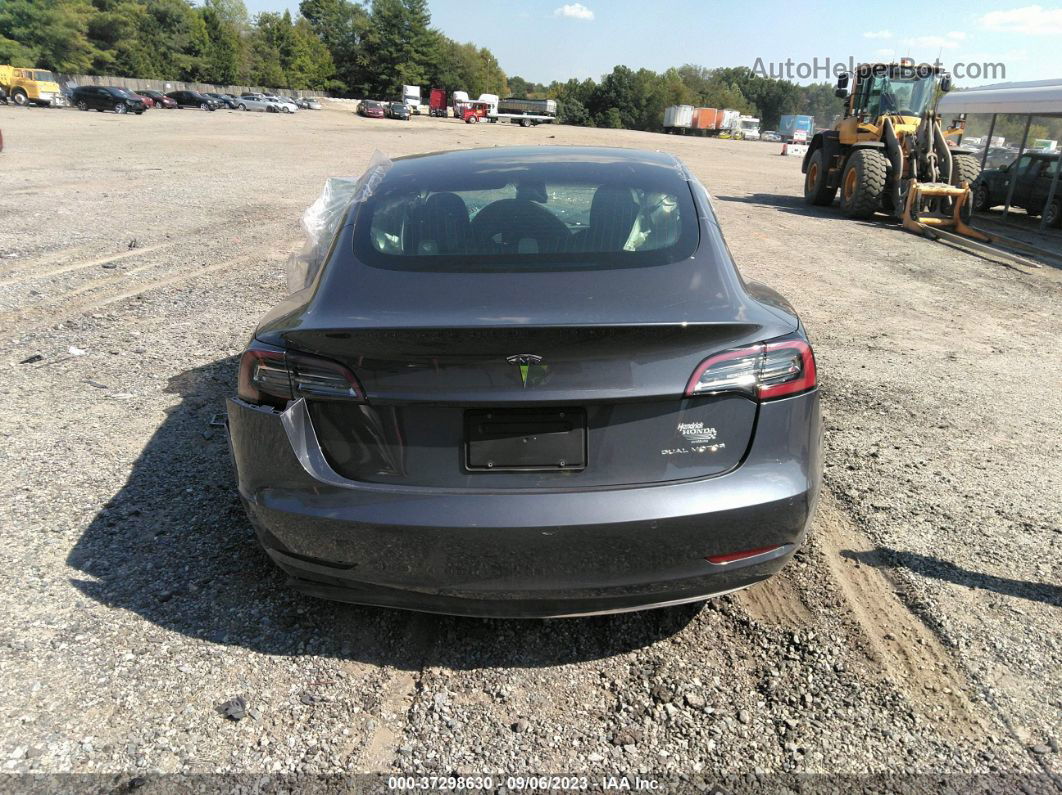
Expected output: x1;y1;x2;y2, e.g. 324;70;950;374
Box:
304;97;322;110
127;90;155;108
357;100;385;118
72;85;147;114
228;146;822;617
973;152;1061;227
206;92;238;109
136;89;177;109
235;93;278;112
762;131;782;142
263;94;298;113
166;90;220;110
983;146;1020;170
387;101;410;120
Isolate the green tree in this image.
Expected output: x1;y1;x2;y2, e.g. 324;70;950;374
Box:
299;0;368;94
799;82;841;130
0;0;100;72
199;0;242;85
357;0;434;97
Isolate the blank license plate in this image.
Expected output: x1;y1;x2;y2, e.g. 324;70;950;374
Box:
465;409;586;471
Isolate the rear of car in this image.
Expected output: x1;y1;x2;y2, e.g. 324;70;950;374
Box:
227;146;822;617
360;101;385;118
167;91;218;110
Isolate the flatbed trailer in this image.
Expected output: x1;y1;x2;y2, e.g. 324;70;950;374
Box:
489;113;555;126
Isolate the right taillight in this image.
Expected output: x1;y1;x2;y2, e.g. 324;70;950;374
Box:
686;335;816;401
237;341;363;408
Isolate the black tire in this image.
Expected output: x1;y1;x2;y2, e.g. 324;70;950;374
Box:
77;100;88;111
467;115;478;124
949;153;980;188
12;90;28;106
135;110;144;115
839;149;888;219
200;102;209;111
238;103;246;111
974;183;992;211
1045;199;1062;229
114;103;127;114
804;149;837;206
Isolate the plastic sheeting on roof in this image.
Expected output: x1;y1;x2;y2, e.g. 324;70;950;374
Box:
938;79;1062;116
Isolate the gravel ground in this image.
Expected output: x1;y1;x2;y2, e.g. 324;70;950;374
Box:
0;103;1059;788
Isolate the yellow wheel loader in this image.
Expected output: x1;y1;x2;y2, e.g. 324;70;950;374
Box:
802;60;981;232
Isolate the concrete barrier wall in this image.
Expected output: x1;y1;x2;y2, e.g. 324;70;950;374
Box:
57;72;326;98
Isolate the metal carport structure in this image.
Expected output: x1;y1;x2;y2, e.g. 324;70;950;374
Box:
938;79;1062;231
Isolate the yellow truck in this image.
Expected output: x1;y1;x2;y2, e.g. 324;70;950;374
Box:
0;65;64;107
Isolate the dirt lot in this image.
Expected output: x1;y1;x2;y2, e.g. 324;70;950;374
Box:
0;103;1059;787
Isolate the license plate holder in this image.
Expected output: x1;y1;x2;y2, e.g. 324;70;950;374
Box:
465;409;586;471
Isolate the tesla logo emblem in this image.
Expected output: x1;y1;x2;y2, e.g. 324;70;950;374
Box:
506;354;544;387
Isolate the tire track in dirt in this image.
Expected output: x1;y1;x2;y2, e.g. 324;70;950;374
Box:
811;495;991;739
0;244;284;337
0;244;169;285
328;611;438;773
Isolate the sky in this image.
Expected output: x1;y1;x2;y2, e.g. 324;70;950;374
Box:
241;0;1062;87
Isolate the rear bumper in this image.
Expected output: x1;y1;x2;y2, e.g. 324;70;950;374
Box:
227;392;822;618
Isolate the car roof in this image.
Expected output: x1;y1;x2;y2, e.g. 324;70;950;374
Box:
389;146;682;170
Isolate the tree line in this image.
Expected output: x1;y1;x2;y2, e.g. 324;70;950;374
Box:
0;0;507;96
13;0;1050;143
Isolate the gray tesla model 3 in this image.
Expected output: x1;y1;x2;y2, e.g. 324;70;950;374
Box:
227;146;822;618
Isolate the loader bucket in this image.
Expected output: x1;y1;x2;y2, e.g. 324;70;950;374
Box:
901;179;990;242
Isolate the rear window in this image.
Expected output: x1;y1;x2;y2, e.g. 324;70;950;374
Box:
352;158;698;271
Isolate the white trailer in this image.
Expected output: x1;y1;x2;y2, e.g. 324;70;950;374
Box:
663;104;693;134
718;109;742;134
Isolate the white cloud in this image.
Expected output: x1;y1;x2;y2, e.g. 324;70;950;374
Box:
863;30;893;39
875;47;897;58
978;5;1062;34
554;3;594;20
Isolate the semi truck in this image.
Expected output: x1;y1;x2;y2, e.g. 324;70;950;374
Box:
402;85;421;112
429;88;447;117
463;95;556;126
0;65;63;106
452;90;470;118
779;114;814;143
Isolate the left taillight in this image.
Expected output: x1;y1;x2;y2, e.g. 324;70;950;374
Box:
685;334;816;401
238;341;363;408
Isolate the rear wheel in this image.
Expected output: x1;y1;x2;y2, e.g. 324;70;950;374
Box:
974;183;992;211
839;149;888;219
1046;199;1062;228
804;149;837;206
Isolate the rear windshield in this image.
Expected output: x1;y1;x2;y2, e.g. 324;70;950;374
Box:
352;158;698;271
